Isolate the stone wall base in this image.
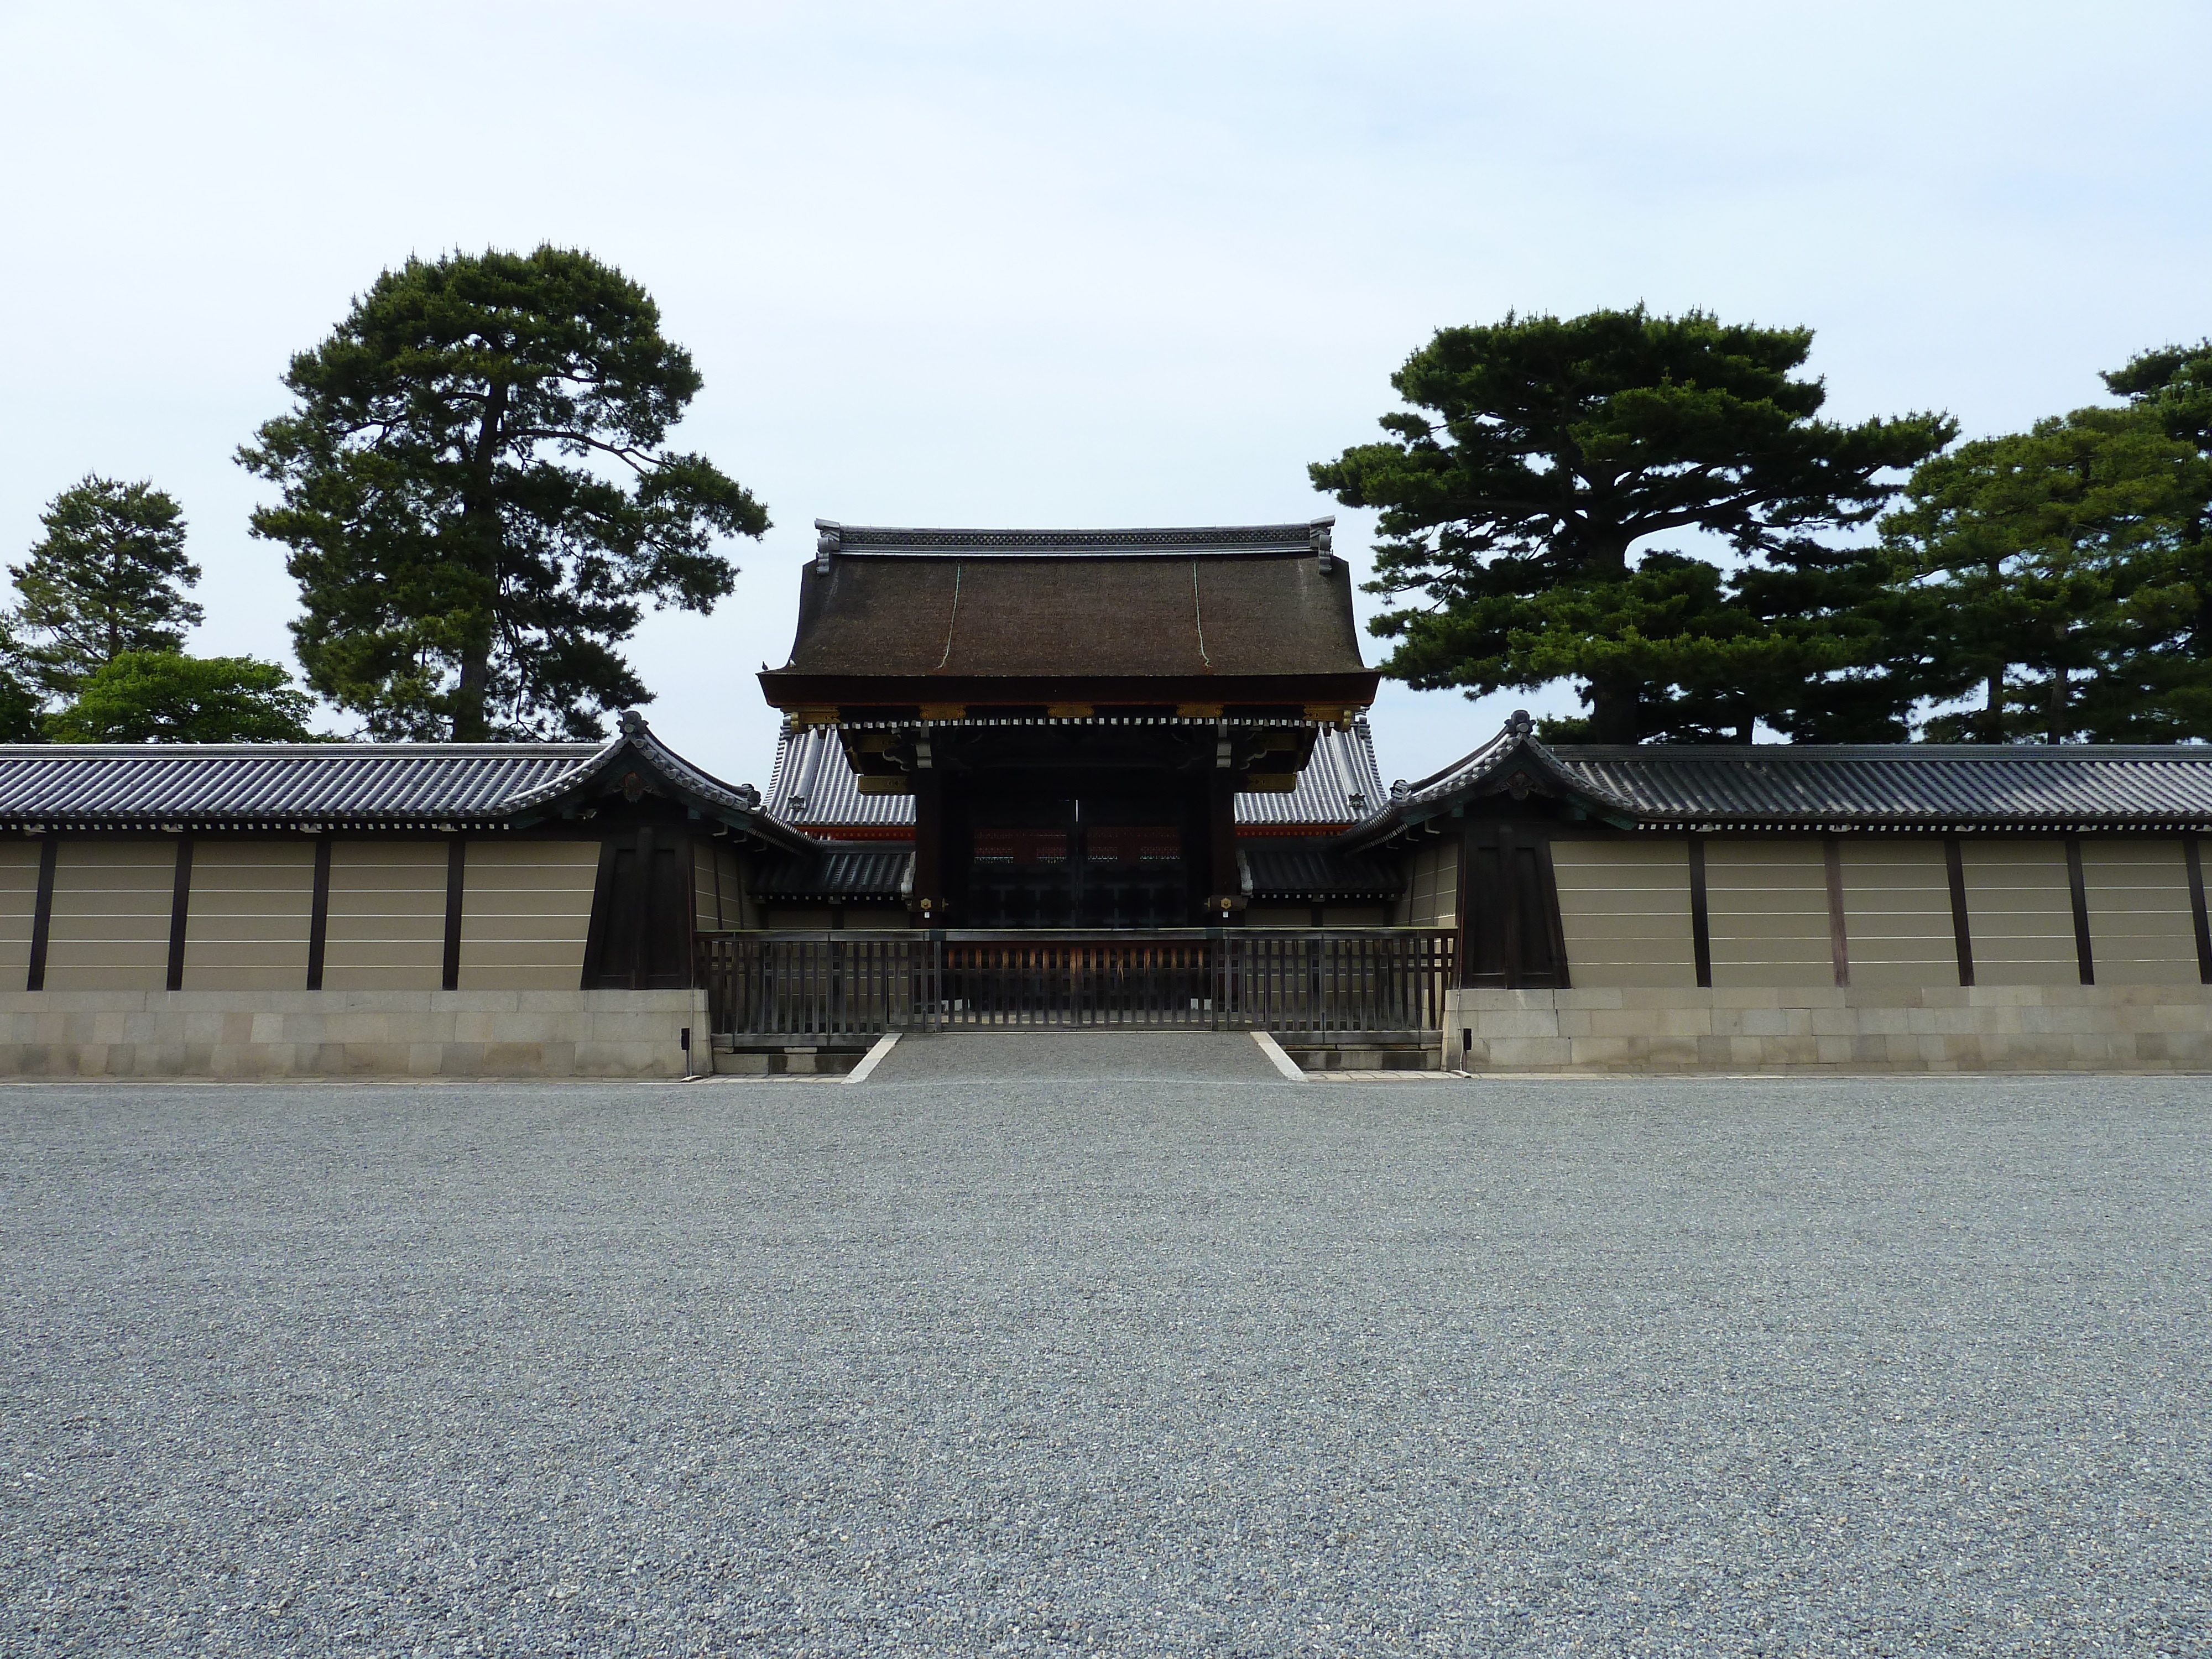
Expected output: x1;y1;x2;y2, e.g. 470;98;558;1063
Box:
1444;984;2212;1072
0;989;711;1078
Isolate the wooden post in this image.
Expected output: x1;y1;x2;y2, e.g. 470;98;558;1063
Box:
442;837;467;992
2065;834;2094;985
306;835;333;992
165;834;194;992
911;770;945;920
1452;828;1472;988
26;834;56;993
2185;832;2212;986
1944;836;1974;988
1207;770;1238;919
1823;833;1850;989
1496;823;1522;987
1687;834;1712;990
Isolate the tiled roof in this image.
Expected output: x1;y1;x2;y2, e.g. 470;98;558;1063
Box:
813;520;1333;558
0;743;602;827
765;719;1387;835
1358;715;2212;838
753;847;912;900
1244;846;1403;899
0;717;806;846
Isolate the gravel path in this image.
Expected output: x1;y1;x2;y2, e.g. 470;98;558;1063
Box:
3;1073;2208;1656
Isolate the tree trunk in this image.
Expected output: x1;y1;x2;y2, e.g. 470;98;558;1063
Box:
452;649;493;743
1588;675;1640;744
450;377;510;742
1983;671;2005;743
2045;667;2067;745
1580;534;1639;743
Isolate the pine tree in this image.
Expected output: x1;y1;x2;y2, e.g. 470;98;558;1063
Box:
1311;307;1954;743
11;476;204;699
240;246;768;741
1881;406;2205;742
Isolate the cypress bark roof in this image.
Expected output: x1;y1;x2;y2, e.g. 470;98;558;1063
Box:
760;520;1378;704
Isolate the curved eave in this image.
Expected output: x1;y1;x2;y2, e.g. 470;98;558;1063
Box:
1627;815;2212;834
503;728;816;854
0;814;525;833
1337;731;1636;850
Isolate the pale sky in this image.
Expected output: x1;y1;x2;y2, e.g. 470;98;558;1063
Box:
2;2;2206;788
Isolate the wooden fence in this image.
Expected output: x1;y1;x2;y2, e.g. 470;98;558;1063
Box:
696;929;1453;1042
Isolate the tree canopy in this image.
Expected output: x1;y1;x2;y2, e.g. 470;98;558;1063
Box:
44;652;319;744
10;475;204;700
1881;406;2205;743
1310;307;1955;742
239;246;769;742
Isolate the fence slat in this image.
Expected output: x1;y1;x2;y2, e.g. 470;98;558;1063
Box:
696;930;1454;1042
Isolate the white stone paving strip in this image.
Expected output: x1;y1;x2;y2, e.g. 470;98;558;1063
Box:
845;1031;901;1083
1249;1029;1308;1081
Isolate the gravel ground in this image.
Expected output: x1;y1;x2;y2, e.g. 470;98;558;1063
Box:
2;1066;2208;1657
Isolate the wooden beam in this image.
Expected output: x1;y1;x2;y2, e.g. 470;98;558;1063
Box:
1944;835;1975;988
165;834;194;992
442;837;466;993
2186;833;2212;986
1687;834;1712;990
306;835;332;991
26;834;56;993
1823;833;1850;989
2065;834;2094;986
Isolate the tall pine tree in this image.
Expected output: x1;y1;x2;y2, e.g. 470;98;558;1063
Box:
240;247;768;741
10;476;204;700
1310;307;1954;743
1881;406;2205;741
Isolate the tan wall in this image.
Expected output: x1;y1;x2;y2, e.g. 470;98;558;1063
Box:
1397;841;1458;927
2080;840;2198;986
1704;839;1834;989
44;840;175;991
323;840;448;992
1959;841;2078;987
0;839;40;987
182;841;315;991
1838;841;1956;990
458;839;598;992
1551;838;1698;989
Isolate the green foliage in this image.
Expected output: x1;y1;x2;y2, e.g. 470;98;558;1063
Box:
2101;340;2212;735
11;476;204;698
1310;307;1955;742
45;652;320;744
1882;406;2208;742
239;246;769;742
0;616;46;743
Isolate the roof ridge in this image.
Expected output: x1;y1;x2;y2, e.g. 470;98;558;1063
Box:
816;519;1333;557
1549;743;2212;760
0;742;607;757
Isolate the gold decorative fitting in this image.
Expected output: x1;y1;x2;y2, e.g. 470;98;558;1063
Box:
1046;703;1094;718
1243;773;1298;793
919;703;967;722
854;775;914;796
789;706;839;727
1176;702;1223;718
